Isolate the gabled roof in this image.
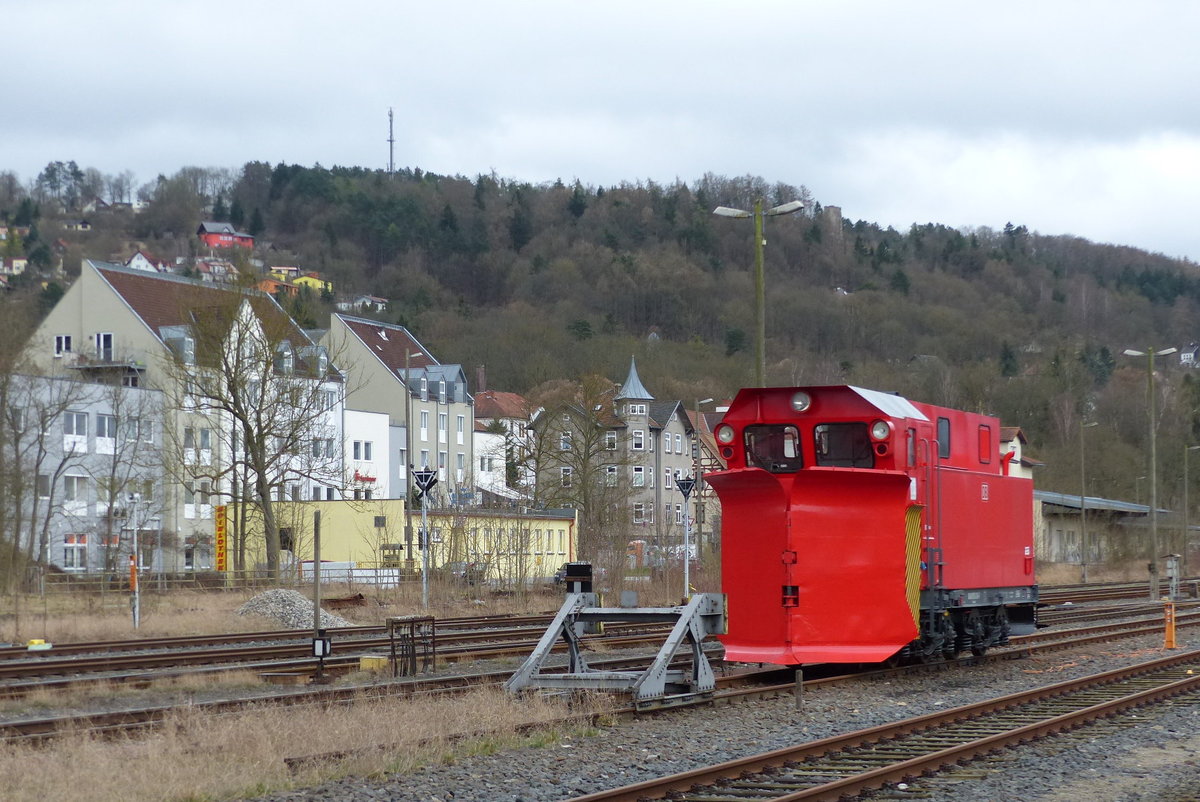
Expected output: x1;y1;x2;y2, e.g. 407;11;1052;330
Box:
197;221;252;238
476;389;530;420
91;261;319;358
335;314;436;375
648;400;692;433
614;356;653;401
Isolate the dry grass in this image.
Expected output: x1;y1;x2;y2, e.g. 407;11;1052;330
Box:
0;670;268;716
0;686;611;802
1037;560;1153;585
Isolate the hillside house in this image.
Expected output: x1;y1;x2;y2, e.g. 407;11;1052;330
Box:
196;221;254;249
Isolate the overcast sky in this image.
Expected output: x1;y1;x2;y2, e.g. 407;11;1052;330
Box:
7;1;1199;260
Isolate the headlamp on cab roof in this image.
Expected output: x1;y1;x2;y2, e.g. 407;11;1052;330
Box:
870;420;892;441
790;392;812;413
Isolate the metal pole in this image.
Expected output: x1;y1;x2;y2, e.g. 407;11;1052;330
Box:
130;495;140;629
404;351;414;573
313;510;321;634
1080;424;1088;583
421;492;430;608
683;501;691;600
1185;446;1199;577
753;198;765;387
1149;349;1161;600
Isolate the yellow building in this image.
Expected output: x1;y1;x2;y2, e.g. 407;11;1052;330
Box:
232;500;577;586
293;272;333;293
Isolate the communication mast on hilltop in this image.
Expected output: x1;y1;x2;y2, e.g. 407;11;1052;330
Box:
387;108;395;175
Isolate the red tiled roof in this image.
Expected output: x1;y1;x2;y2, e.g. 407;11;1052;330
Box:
475;390;529;420
336;315;436;374
96;264;310;348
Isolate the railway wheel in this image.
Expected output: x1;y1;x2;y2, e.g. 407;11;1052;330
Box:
963;610;987;656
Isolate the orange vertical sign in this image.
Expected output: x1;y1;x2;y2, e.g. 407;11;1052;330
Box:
215;505;228;571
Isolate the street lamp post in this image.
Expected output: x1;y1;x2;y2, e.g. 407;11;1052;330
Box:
403;349;421;574
713;199;804;387
1184;445;1200;576
1080;421;1098;583
1123;346;1177;599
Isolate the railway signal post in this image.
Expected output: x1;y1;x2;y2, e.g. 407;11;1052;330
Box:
675;476;696;600
412;468;438;608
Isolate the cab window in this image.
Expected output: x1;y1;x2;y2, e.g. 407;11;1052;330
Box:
814;422;874;468
743;425;802;473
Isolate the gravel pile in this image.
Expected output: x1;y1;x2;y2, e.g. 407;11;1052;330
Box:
250;628;1200;802
236;589;354;630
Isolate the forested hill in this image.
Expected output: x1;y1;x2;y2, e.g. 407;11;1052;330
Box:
4;162;1200;497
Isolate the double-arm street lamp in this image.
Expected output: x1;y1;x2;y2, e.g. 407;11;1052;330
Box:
1122;346;1177;599
713;199;805;387
1079;421;1098;583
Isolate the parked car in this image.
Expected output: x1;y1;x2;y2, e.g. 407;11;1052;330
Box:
441;561;490;585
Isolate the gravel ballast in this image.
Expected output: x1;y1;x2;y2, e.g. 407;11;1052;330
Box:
250;627;1200;802
237;589;354;630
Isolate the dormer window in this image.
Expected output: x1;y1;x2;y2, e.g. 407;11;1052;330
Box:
275;343;294;374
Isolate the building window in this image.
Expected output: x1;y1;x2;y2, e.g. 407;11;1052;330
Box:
96;414;117;439
664;468;673;490
125;417;148;442
54;334;72;357
420;449;430;468
605;465;618;486
675;433;683;452
605;431;617;450
456;415;465;445
632;430;644;450
632;466;645;487
560;430;572;451
420;411;429;441
675;503;684;524
364;441;372;460
37;474;50;498
663;434;672;454
94;332;113;361
561;467;573;488
633;503;646;523
64;411;87;436
63;475;86;501
438;413;447;444
63;534;87;570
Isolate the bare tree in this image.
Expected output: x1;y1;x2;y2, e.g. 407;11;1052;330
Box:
528;374;637;568
158;288;343;579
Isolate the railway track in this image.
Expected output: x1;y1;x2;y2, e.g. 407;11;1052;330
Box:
566;649;1200;801
6;595;1197;747
1;586;1193;697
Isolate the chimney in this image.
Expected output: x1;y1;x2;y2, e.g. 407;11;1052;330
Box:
476;365;487;393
